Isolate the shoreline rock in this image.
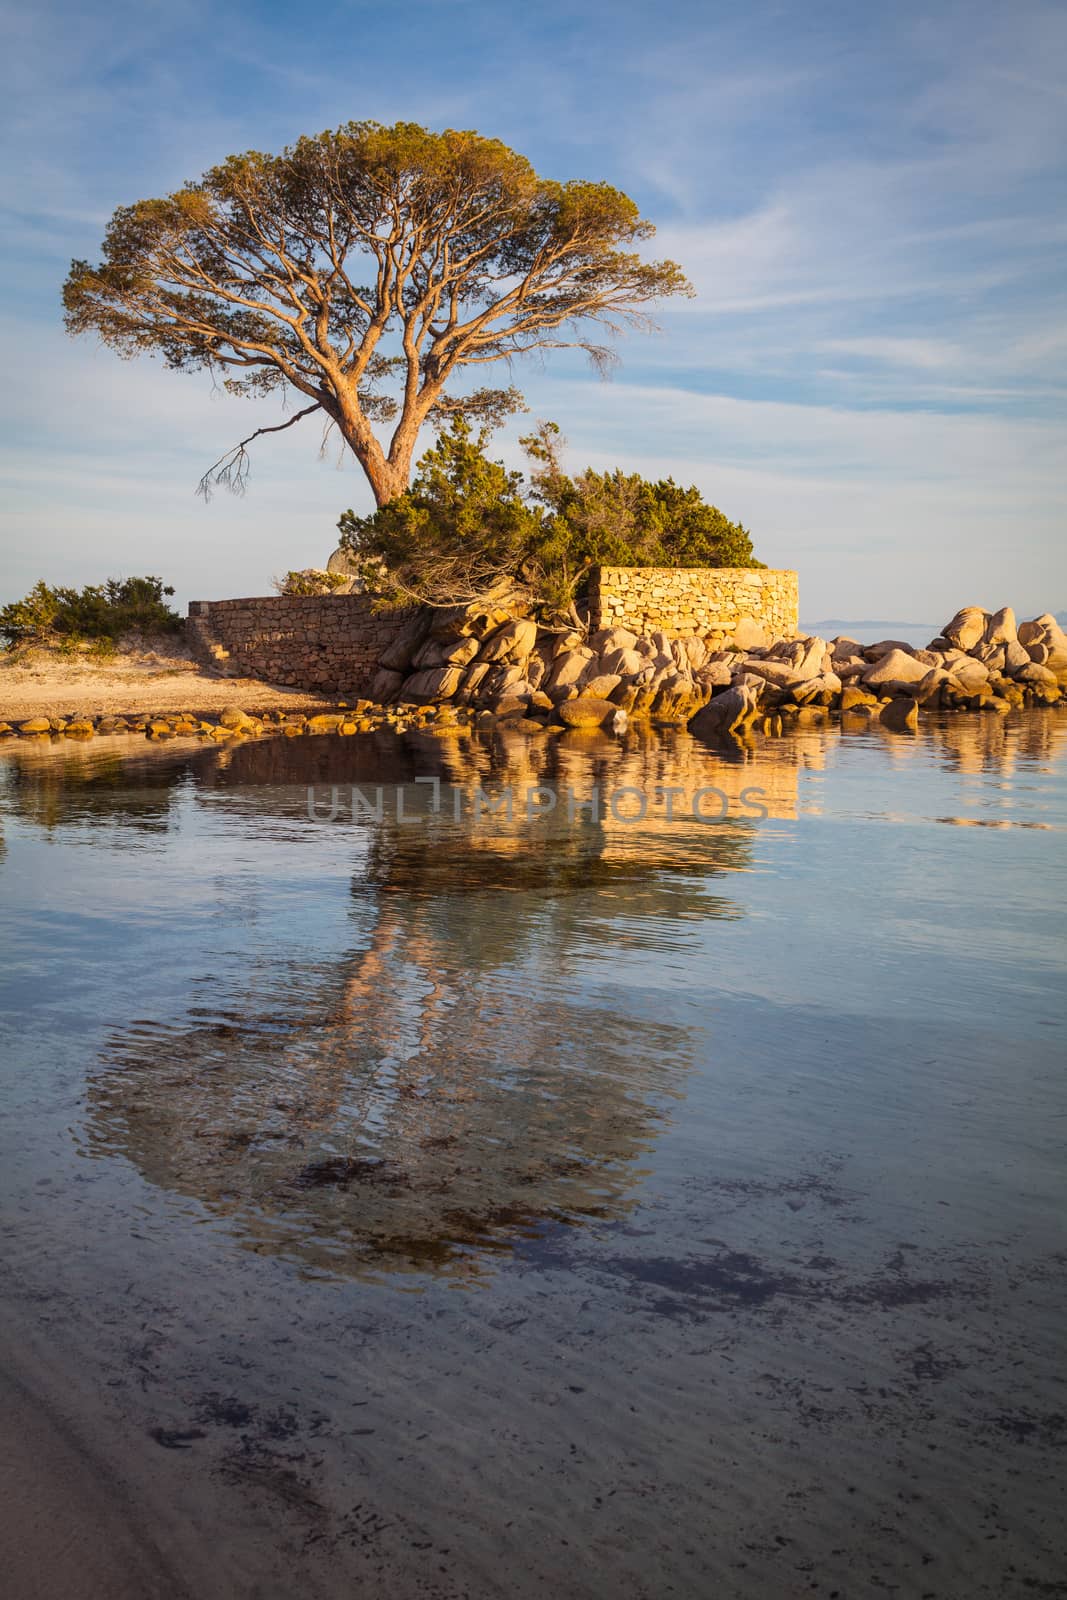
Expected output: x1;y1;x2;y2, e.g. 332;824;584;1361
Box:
3;607;1064;745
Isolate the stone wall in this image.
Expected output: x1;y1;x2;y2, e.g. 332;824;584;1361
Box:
586;567;798;641
186;594;416;693
187;566;799;693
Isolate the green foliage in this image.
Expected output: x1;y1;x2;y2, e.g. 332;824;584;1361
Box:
0;577;180;649
273;569;350;596
338;417;545;605
338;418;761;616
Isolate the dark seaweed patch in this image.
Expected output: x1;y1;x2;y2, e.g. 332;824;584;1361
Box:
289;1156;410;1191
604;1249;798;1308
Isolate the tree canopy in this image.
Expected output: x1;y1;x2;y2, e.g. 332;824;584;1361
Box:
338;417;761;619
63;122;691;506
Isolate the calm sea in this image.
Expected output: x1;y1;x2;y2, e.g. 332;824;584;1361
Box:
1;713;1064;1599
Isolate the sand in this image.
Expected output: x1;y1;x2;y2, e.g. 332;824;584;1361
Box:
0;642;340;721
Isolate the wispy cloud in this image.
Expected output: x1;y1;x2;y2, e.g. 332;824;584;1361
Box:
1;0;1063;618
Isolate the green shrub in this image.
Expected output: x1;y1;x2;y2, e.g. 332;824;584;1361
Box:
338;417;543;607
338;417;761;618
0;576;181;649
272;569;351;596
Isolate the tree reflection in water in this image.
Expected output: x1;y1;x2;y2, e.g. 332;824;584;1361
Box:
4;709;1062;1282
79;729;768;1281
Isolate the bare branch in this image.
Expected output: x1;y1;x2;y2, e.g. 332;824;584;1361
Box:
196;402;322;499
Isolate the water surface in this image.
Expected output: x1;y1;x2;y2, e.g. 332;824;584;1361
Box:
1;712;1064;1598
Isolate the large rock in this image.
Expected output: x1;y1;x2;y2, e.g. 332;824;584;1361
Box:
1003;639;1032;675
609;683;639;712
479;618;538;663
792;672;842;706
443;636;481;667
581;673;623;700
410;634;453;670
831;648;867;676
402;665;463;702
525;656;547;690
914;667;949;704
679;635;708;671
546;647;594;692
781;636;827;680
378;611;433;672
742;658;806;690
589;626;638;653
1016;662;1059;688
943;607;988;651
862;649;929;687
696;660;733;689
947;657;990;692
881;697;918;733
1032;613;1067;643
218;704;253;729
325;546;364;576
864;639;917;660
369;666;405;703
688;684;760;740
983;606;1017;647
601;646;644;677
730;615;768;652
558;696;619;729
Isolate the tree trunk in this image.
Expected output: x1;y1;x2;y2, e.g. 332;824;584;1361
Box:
336;409;413;508
363;454;410;508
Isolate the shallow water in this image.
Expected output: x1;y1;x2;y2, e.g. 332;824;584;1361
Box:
1;712;1065;1598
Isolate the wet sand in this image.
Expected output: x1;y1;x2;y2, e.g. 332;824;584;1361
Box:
0;1318;192;1600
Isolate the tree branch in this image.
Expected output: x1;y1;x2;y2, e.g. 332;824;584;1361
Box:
196;403;322;499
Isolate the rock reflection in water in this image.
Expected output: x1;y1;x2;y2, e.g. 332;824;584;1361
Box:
81;728;772;1282
13;708;1062;1281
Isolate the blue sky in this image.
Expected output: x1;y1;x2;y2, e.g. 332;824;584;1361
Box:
1;0;1064;620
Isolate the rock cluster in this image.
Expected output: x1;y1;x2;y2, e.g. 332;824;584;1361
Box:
370;594;740;725
0;699;619;743
4;607;1062;747
685;607;1066;737
185;567;799;697
715;606;1067;732
366;601;1066;736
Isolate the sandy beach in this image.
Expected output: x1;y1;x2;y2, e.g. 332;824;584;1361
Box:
0;643;341;722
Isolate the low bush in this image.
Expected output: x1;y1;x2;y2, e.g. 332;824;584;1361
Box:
272;569;351;597
0;577;181;649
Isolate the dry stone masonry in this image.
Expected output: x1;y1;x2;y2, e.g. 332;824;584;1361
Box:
172;591;1067;745
186;594;417;692
186;567;798;696
587;567;798;641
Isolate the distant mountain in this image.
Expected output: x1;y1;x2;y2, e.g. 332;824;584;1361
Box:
801;619;936;633
802;612;1066;643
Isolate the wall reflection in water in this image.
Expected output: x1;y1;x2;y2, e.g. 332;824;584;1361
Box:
2;710;1064;1281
